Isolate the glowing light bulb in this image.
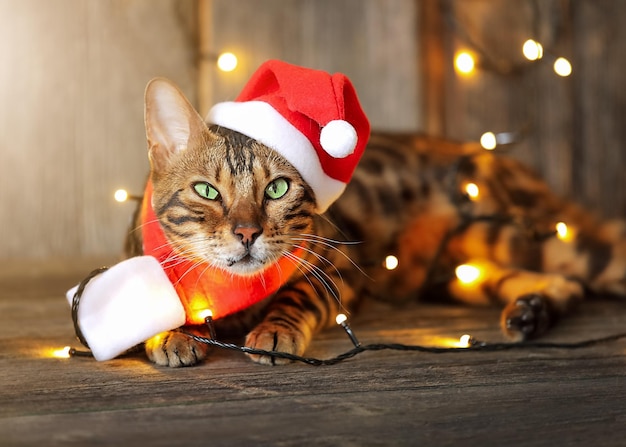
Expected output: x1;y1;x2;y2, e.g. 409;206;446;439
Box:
114;189;129;202
464;183;480;199
335;313;347;325
553;57;572;77
198;309;213;320
384;255;399;270
217;52;238;72
480;132;497;150
455;264;481;285
52;346;71;359
454;51;475;75
198;309;217;339
458;334;472;348
555;221;572;242
335;313;360;347
522;39;543;61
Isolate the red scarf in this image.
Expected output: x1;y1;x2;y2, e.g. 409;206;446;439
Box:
141;181;304;325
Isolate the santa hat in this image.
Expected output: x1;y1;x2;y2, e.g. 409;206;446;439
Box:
206;60;370;212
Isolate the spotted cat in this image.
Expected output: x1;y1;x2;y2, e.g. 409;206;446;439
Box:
127;74;626;367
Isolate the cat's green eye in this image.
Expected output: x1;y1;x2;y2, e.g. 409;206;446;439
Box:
193;182;220;200
265;178;289;200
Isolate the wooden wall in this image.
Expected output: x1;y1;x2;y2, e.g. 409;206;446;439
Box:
430;0;626;218
0;0;197;261
2;0;623;261
0;0;421;261
199;0;421;131
204;0;626;219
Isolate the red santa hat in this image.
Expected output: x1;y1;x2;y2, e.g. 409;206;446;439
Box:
206;59;370;212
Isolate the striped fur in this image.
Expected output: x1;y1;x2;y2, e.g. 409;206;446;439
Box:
131;79;626;367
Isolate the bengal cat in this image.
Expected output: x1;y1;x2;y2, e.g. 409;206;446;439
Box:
128;78;626;367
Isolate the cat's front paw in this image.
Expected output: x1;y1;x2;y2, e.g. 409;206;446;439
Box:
501;294;553;341
244;322;310;365
145;329;210;367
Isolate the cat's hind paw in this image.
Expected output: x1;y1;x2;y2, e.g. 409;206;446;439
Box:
145;329;210;367
501;293;553;341
244;322;310;365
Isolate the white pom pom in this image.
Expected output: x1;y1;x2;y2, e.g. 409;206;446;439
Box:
320;120;357;158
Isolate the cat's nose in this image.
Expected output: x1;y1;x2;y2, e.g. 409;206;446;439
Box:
233;224;262;247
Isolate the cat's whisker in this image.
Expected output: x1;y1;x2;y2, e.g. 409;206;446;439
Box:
291;235;370;279
280;250;328;300
158;248;197;268
162;237;216;263
130;217;161;234
291;243;344;284
258;267;268;290
298;258;343;309
282;250;342;305
190;262;214;290
173;257;209;287
290;241;335;266
316;213;352;241
154;241;212;276
294;233;363;246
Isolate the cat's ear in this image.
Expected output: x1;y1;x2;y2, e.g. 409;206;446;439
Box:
144;78;207;172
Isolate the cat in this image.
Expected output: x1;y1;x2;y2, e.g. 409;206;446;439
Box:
127;77;626;367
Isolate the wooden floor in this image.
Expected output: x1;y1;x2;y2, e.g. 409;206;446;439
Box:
2;261;626;446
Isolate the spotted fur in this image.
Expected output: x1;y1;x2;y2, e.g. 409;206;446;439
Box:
129;78;626;367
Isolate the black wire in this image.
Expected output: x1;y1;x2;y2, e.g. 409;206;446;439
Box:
68;331;626;365
172;331;626;367
71;266;110;349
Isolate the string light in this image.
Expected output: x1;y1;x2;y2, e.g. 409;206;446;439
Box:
480;132;497;150
198;309;213;320
454;51;476;75
50;346;91;358
201;51;239;72
199;309;217;339
113;189;143;203
216;52;238;72
384;255;399;270
553;57;572;77
555;221;575;242
64;265;626;366
335;313;361;347
445;7;576;155
555;222;568;239
522;39;544;61
114;189;129;202
62;328;626;366
51;346;72;358
480;131;525;150
458;334;473;348
455;264;482;285
464;182;480;200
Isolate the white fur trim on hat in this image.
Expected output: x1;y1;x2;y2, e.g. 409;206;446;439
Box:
207;101;347;212
320;120;357;158
65;256;185;361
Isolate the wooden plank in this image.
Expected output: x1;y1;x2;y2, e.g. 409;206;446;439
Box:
0;0;87;259
420;0;447;136
570;0;626;217
439;0;626;219
1;266;626;445
0;0;197;260
442;0;574;189
203;0;421;131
